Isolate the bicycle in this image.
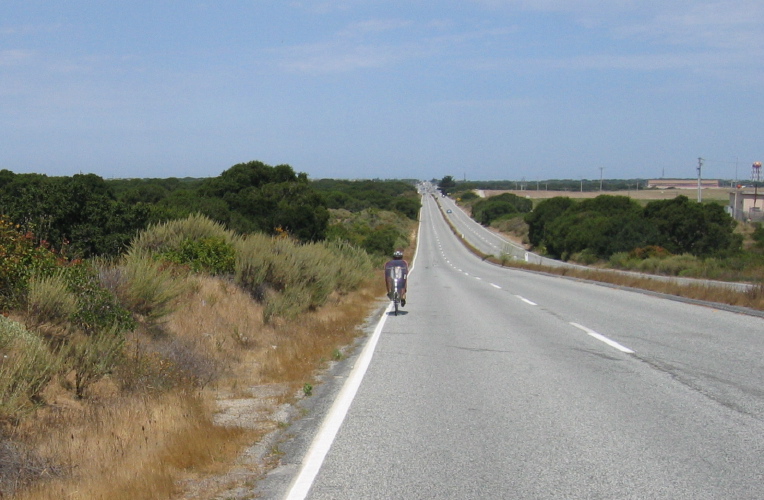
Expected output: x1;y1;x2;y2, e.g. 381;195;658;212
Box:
387;266;406;316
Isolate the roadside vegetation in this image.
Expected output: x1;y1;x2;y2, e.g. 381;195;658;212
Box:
315;179;420;258
0;165;418;498
447;177;764;282
435;193;764;311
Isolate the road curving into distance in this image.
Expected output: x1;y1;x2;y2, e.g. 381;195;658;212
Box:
259;192;764;499
436;193;757;294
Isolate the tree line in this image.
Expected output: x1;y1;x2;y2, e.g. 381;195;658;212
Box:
0;162;420;260
525;195;740;261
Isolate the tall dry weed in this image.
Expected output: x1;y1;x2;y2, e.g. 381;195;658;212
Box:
14;392;252;500
0;317;61;423
116;248;191;322
67;325;125;399
25;271;78;327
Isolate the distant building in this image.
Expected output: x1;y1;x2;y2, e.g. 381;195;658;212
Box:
647;179;720;189
729;189;764;222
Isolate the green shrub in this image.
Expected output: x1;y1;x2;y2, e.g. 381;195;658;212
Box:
233;232;273;301
0;217;61;310
326;208;412;256
67;262;136;335
116;249;190;322
234;234;374;322
67;324;125;398
0;317;60;421
160;236;236;275
327;240;373;293
752;223;764;247
608;252;631;269
471;193;532;226
26;271;78;326
130;213;237;255
638;254;699;276
362;225;403;256
571;249;599;265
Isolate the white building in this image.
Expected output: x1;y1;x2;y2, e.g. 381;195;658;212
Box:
729;189;764;222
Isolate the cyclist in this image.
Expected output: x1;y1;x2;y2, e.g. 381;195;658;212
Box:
384;249;409;306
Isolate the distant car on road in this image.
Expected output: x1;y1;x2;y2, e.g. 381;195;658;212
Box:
446;209;452;213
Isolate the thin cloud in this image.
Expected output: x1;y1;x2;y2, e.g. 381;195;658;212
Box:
279;17;515;74
0;23;63;36
617;2;764;50
339;19;414;38
287;0;358;15
0;49;35;65
433;97;538;109
278;41;415;73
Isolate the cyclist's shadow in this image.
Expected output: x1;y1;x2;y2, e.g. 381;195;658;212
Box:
387;310;410;316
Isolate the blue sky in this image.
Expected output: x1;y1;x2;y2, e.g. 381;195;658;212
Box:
2;1;762;182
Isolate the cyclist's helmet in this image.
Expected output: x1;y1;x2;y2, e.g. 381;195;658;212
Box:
393;250;403;259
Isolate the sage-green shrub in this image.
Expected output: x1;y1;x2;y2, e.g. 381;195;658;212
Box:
26;271;78;326
0;317;60;420
116;249;190;321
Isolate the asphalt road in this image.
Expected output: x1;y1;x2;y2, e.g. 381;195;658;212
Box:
260;194;764;499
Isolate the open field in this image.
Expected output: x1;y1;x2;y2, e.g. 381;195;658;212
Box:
482;188;732;203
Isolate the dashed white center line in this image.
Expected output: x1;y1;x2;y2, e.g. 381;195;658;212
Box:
491;283;502;289
515;295;537;306
570;322;635;354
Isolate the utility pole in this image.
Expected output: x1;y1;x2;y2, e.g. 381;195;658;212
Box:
697;157;704;202
599;167;604;192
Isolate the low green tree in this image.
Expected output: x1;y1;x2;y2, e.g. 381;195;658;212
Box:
643;196;740;256
438;175;457;195
524;196;575;248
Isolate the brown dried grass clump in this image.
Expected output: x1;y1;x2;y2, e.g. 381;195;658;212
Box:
12;392;251;500
5;270;385;499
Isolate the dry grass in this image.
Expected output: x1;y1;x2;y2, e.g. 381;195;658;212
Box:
12;392;251;500
2;213;398;498
4;271;386;499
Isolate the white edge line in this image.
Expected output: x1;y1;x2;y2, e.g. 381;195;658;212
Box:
285;203;424;500
569;322;635;354
285;307;389;499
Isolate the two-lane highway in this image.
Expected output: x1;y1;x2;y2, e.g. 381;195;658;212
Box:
263;194;764;499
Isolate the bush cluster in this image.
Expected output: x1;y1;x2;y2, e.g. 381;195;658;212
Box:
0;171;151;258
0;316;59;421
325;208;412;257
234;232;373;321
314;179;421;220
135;214;374;322
0;217;62;309
471;193;533;226
526;195;741;261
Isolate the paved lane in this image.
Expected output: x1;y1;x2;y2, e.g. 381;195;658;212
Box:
264;194;764;499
